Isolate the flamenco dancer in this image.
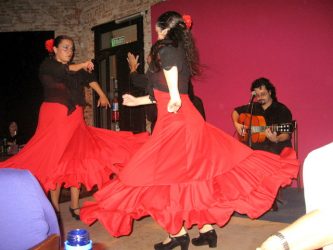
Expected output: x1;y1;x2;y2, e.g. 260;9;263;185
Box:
0;35;148;220
80;11;299;249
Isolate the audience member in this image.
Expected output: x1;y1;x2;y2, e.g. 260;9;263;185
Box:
5;121;22;154
257;141;333;250
232;77;294;210
0;168;60;250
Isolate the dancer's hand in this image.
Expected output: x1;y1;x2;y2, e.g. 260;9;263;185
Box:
127;52;139;73
83;60;94;72
123;94;139;106
167;98;181;113
97;95;111;108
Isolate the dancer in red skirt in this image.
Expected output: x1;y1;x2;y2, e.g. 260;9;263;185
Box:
80;12;299;249
0;35;148;220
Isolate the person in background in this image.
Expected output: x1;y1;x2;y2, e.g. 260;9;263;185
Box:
0;168;60;250
0;35;147;221
6;121;18;145
5;121;23;154
128;51;158;133
232;78;294;211
80;11;298;250
232;78;293;154
257;141;333;250
127;52;205;133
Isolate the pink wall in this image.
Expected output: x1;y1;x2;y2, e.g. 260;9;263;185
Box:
152;0;333;165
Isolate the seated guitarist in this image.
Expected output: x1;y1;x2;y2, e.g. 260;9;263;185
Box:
232;77;293;155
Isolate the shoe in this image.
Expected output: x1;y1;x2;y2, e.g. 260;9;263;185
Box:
154;234;190;250
69;207;80;220
191;229;217;248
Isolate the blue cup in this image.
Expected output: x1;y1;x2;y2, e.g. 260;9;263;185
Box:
65;229;92;250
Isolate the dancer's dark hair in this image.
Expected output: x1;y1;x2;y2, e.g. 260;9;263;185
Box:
150;11;200;76
53;35;74;50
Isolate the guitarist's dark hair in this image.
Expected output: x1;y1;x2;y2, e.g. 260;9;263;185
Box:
250;77;277;102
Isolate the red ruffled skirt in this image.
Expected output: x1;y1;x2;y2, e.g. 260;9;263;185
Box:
0;102;148;192
80;90;299;236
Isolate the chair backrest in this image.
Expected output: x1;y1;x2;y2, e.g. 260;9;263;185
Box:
29;234;60;250
292;120;303;189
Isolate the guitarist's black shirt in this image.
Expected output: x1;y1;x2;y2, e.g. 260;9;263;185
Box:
235;101;293;154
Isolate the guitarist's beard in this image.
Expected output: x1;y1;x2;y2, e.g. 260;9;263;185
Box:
257;99;266;105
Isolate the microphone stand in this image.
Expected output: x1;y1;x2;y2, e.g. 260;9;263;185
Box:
247;93;256;148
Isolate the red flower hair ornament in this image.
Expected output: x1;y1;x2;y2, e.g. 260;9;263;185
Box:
182;15;192;29
45;39;54;53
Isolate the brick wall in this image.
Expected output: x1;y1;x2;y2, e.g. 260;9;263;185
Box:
0;0;162;125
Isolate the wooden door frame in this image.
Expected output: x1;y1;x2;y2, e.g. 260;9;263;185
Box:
92;17;146;132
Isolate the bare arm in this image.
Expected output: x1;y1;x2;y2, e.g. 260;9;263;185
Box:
89;81;111;108
122;94;155;106
257;209;333;250
69;61;94;72
163;66;181;113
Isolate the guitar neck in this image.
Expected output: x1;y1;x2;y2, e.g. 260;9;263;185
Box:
251;126;269;133
250;123;293;133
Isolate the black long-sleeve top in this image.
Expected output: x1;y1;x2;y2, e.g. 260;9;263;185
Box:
39;58;96;114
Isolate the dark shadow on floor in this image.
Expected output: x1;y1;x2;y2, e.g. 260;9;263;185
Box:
235;187;306;224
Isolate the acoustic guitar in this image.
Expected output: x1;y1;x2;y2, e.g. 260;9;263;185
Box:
238;113;295;143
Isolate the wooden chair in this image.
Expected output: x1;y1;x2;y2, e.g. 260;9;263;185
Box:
273;120;299;209
29;234;60;250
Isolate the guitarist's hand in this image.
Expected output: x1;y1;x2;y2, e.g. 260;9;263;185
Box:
235;122;248;136
265;128;278;143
